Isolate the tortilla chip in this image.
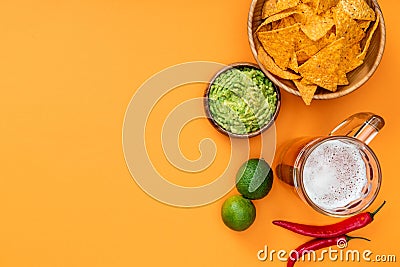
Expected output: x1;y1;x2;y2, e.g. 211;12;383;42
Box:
256;11;298;32
357;12;380;62
302;79;316;86
276;0;301;10
288;52;299;72
296;49;312;63
293;79;318;105
306;0;338;14
300;12;335;41
257;23;300;70
338;72;349;85
296;30;317;50
295;31;336;63
278;16;297;28
262;0;278;19
344;13;379;73
337;38;355;81
317;32;337;49
316;0;340;14
298;38;345;91
358;20;371;31
333;5;366;46
262;0;300;19
338;0;375;21
270;20;279;30
339;43;361;73
292;3;314;24
258;0;378;102
346;58;364;73
257;47;301;80
305;0;319;9
296;30;332;52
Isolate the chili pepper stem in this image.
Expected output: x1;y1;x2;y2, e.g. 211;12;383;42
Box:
370;200;386;218
345;235;371;242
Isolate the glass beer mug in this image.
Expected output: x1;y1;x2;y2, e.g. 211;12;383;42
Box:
276;113;384;217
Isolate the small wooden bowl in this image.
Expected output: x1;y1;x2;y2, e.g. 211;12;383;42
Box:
204;62;281;138
248;0;386;100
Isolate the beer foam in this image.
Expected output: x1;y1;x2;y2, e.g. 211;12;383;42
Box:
302;139;367;210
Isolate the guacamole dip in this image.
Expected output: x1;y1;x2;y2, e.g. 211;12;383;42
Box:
208;66;277;135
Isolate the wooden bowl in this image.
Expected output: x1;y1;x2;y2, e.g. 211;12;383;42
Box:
204;62;281;138
248;0;386;100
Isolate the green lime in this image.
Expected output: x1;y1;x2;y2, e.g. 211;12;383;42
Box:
236;158;273;200
221;195;256;231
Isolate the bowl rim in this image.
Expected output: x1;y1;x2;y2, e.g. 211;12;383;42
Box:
247;0;386;100
204;62;281;138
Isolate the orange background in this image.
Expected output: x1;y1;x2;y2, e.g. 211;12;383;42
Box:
0;0;399;266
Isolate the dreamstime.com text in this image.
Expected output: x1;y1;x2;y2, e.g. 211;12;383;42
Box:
257;240;396;263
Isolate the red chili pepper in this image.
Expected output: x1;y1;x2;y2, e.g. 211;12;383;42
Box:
287;235;370;267
274;201;386;238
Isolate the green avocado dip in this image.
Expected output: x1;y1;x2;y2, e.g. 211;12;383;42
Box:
208;66;277;135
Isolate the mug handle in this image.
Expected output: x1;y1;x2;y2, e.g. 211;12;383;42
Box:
329;112;385;145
